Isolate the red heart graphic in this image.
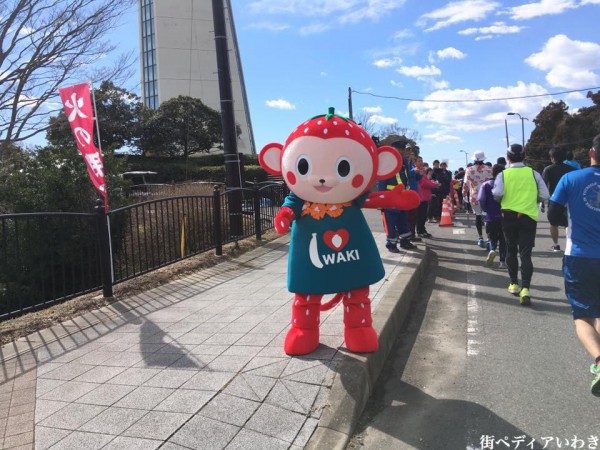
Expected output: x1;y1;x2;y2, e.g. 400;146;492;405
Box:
323;229;349;252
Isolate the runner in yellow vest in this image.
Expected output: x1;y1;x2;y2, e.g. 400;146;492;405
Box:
492;144;549;305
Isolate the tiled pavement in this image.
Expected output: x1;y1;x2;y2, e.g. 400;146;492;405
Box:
0;231;413;450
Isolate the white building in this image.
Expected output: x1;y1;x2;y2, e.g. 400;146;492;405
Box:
139;0;255;154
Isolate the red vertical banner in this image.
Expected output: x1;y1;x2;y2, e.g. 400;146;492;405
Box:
58;83;108;210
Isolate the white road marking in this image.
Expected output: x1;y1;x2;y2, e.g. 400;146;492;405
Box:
467;285;481;356
453;229;466;234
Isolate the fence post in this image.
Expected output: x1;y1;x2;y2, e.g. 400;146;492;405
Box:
213;185;223;256
253;178;262;241
95;199;114;298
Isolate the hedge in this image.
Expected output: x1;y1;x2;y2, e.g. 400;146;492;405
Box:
123;154;265;184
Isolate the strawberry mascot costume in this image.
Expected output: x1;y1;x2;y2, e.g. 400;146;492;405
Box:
259;107;420;355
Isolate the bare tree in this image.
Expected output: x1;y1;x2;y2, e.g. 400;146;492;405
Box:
0;0;135;144
352;111;377;136
379;124;422;143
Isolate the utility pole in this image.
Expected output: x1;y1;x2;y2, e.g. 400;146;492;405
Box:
348;87;353;121
504;119;509;148
212;0;243;236
507;112;528;149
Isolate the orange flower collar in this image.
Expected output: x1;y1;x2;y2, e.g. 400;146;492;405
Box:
301;201;352;220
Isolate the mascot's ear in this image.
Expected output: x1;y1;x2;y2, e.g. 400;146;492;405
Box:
376;145;402;179
259;143;284;176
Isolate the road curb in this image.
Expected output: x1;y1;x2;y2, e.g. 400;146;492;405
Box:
306;246;430;450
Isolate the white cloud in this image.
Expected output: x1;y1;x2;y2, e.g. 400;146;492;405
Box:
390;80;404;88
246;22;289;31
266;99;296;110
368;115;398;125
424;130;463;142
397;65;442;77
248;0;355;16
525;34;600;88
393;29;413;40
565;92;585;100
509;0;577;20
427;79;450;89
396;65;447;89
419;0;499;32
362;106;383;114
320;71;328;77
373;56;403;68
459;21;523;37
17;94;38;109
475;35;494;41
43;101;63;110
581;0;600;4
248;0;407;27
407;81;550;132
437;47;466;60
19;27;35;35
299;23;331;35
339;0;408;24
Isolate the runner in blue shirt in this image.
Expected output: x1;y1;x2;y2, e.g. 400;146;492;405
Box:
548;133;600;397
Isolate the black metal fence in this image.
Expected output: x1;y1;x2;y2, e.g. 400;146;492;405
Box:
0;183;287;320
0;213;103;319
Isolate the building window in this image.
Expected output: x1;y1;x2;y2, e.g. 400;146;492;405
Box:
141;0;158;109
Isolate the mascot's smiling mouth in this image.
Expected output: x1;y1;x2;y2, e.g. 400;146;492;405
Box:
315;185;332;193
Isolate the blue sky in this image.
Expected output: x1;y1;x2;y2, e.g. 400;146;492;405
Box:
109;0;600;169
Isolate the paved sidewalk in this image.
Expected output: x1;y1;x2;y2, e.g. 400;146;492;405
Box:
0;229;425;450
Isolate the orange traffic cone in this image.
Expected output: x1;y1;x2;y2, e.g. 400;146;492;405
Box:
439;199;453;227
448;195;455;216
454;191;461;210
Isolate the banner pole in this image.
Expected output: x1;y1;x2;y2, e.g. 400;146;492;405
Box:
89;80;109;212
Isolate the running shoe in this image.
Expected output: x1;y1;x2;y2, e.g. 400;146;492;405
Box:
551;244;561;252
410;235;422;242
387;245;401;253
477;238;485;248
498;261;507;270
519;288;531;306
508;283;520;295
590;363;600;397
400;242;418;250
485;250;497;268
418;232;433;238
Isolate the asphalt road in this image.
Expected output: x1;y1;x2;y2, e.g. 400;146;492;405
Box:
350;211;599;450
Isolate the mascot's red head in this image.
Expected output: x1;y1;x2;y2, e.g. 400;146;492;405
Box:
259;107;403;204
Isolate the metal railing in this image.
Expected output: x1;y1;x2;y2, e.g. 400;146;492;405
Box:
0;212;103;320
0;182;288;320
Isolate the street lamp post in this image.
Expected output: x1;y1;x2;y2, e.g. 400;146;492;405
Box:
507;112;529;148
459;150;468;166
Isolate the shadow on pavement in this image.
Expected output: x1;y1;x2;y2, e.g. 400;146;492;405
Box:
356;381;544;450
350;251;544;449
139;319;200;369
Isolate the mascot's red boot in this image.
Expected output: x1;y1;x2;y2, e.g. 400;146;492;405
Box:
259;107;420;355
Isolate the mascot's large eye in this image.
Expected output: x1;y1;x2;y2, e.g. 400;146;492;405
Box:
297;155;310;176
336;157;351;178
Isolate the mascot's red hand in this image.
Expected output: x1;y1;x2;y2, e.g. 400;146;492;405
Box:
364;184;421;210
274;206;296;234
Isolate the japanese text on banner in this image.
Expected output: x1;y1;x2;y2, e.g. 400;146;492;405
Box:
58;83;108;210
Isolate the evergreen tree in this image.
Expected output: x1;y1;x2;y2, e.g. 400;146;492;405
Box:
47;81;141;151
139;96;223;158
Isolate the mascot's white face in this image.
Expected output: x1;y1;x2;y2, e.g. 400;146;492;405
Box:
259;108;402;204
281;136;374;204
